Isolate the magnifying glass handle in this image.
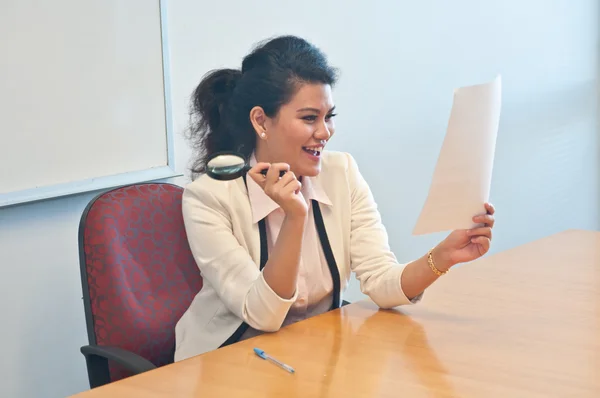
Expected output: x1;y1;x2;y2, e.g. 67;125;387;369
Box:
260;168;287;178
239;164;285;177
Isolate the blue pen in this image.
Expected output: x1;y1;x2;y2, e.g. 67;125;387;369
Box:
253;348;295;374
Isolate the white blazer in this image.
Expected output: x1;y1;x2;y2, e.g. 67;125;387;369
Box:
174;150;419;362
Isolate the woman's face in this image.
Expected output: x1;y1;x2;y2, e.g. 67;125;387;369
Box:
255;83;336;177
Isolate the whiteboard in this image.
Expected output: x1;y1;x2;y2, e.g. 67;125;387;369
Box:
0;0;178;207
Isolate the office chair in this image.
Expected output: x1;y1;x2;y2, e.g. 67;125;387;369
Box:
78;183;203;388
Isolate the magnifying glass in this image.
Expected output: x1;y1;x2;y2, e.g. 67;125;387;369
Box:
206;151;286;181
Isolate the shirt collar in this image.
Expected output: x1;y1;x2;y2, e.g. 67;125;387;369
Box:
246;154;332;223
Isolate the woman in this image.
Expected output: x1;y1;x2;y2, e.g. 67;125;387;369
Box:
175;35;495;362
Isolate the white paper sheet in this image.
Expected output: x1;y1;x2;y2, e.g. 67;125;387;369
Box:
413;75;502;235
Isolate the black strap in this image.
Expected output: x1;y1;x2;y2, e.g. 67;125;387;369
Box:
220;175;340;348
258;218;268;269
241;174;268;270
312;200;341;310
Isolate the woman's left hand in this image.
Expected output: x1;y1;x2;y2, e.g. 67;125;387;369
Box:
434;203;496;270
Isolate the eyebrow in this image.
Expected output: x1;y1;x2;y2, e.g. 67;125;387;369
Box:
296;105;336;114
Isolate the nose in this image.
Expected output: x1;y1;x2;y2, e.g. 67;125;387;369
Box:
315;121;331;141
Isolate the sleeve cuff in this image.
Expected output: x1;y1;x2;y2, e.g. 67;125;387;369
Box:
407;291;424;304
257;271;299;304
398;265;424;305
243;272;298;331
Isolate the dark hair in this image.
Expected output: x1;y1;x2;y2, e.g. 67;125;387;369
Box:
186;35;339;179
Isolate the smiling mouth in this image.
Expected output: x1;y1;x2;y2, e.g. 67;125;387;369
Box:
302;146;323;157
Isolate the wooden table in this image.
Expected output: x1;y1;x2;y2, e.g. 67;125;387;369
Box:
72;229;600;397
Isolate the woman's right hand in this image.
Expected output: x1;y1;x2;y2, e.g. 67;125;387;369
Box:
248;162;308;218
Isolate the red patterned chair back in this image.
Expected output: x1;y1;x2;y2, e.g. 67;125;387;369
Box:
78;183;202;383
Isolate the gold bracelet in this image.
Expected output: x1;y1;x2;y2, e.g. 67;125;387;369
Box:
427;249;448;276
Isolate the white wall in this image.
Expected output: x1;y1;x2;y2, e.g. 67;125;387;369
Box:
0;1;597;397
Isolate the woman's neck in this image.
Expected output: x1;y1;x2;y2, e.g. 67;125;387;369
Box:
253;149;302;180
253;146;271;165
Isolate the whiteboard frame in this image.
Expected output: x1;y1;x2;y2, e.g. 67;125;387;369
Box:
0;0;181;208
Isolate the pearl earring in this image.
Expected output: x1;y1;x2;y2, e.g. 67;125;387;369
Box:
260;132;267;139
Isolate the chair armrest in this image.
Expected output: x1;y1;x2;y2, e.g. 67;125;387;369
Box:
81;345;156;374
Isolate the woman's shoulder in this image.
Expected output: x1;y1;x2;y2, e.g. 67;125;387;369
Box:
183;172;245;207
320;150;361;179
321;150;352;170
